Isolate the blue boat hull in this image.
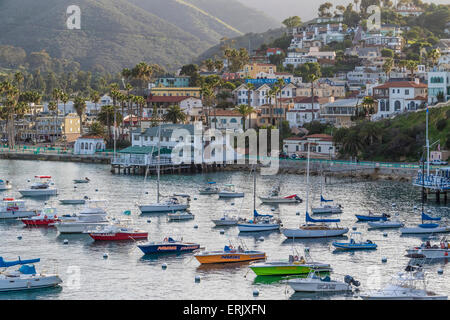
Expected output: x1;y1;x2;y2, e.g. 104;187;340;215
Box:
138;243;200;255
355;215;387;222
332;242;378;250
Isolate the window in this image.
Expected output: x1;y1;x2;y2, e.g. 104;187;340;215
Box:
394;100;401;111
405;89;409;95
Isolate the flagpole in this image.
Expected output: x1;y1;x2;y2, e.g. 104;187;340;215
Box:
426;106;430;177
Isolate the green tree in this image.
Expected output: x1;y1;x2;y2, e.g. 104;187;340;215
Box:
234;104;254;131
73;97;86;135
282;16;302;29
163;105;186;124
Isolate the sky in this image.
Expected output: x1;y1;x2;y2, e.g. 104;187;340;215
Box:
238;0;450;23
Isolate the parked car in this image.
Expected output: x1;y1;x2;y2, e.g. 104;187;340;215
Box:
279;152;289;159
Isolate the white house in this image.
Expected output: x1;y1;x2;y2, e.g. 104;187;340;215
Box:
373;80;428;119
428;69;450;104
208;109;256;132
283;134;336;158
285;96;321;128
73;136;106;155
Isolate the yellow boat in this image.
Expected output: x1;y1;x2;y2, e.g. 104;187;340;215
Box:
194;244;266;264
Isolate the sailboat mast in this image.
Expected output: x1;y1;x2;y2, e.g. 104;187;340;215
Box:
306;142;310;214
253;166;256;213
426;108;430;176
157;124;161;204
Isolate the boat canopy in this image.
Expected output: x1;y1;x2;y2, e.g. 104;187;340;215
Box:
306;212;340;223
0;257;40;268
254;210;273;218
224;245;232;252
320;195;333;202
418;223;440;228
19;264;36;274
422;212;441;221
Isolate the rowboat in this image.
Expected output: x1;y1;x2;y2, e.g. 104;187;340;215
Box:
73;177;90;184
0;257;62;292
332;232;377;250
194;243;266;264
288;271;359;293
249;247;331;276
138;237;200;255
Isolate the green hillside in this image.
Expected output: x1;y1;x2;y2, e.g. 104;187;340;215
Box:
0;0;278;72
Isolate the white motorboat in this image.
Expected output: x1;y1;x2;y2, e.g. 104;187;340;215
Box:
0;257;62;292
400;225;449;234
0;198;36;219
406;238;450;259
0;179;12;191
59;199;86;205
54;200;109;233
73;177;90;184
212;210;245;226
199;182;220;195
368;219;404;229
288;271;359;292
282;144;348;239
360;267;447;300
167;211;195;221
18;176;57;197
218;184;244;198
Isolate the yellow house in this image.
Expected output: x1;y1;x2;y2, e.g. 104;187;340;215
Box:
241;63;277;79
61;113;81;142
150;87;201;98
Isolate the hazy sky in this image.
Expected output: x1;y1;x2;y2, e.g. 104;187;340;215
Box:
238;0;450;23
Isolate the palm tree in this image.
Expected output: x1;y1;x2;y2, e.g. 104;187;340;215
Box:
98;105;123;144
406;60;418;79
266;89;276;127
89;90;101;115
234;104;254;131
246;83;255;128
132;62;153;97
163;105;186;124
73;97;87;135
343;130;363;157
361;96;377;117
427;49;441;68
382;58;394;81
47;101;58;143
0;81;19;148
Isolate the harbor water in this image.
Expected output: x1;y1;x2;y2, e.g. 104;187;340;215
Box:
0;159;449;300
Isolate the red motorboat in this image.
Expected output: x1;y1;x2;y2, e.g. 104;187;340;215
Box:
22;208;59;226
88;224;148;241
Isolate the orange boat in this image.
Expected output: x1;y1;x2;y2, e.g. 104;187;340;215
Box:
194;244;266;264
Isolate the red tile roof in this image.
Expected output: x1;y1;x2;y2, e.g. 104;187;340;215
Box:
374;81;427;89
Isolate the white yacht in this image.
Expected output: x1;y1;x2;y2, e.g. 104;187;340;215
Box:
18;176;57;197
54;200;109;233
406;238;450;259
218;184;245;198
258;186;301;204
212;210;245;226
0;179;12;191
0;198;36;219
0;257;62;292
289;271;359;293
139;195;189;213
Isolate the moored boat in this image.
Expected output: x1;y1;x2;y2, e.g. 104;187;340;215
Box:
138;237;200;255
249;247;331;276
288;271;360;293
167;211;195;221
0;198;36;219
194;243;266;264
0;257;62;292
21;207;59;226
88;223;148;241
368;219;404;229
400;212;449;235
212;210;245;226
139;195;189;213
59;199;86;205
237;210;281;232
218;184;244;198
199;182;220;195
0;179;12;191
405;238;450;259
73;177;90;184
18;176;57;197
259;186;302;204
332;232;377;250
355;212;389;222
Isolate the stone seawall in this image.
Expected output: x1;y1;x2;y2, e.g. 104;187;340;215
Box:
0;152;111;164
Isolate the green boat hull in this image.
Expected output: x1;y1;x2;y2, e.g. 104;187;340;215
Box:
250;264;330;276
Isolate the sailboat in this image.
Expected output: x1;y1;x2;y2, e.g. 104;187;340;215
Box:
237;167;282;232
282;143;349;239
138;125;189;213
401;143;449;235
311;173;342;214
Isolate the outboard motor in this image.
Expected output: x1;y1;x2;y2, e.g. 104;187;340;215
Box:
344;275;360;287
295;195;302;202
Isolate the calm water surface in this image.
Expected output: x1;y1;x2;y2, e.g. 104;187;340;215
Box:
0;159;449;300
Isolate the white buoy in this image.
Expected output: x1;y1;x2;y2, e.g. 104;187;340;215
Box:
382;257;387;263
63;239;69;245
253;289;259;297
195;275;201;283
194;225;198;229
220;229;225;234
258;236;264;241
17;235;22;240
103;253;108;259
383;233;388;237
437;268;443;275
162;263;167;270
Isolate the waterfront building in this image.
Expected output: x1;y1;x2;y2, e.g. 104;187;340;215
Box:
73;136;106;155
320;98;359;128
283;134;336;158
208;109;256;132
149;86;201;98
153;76;190;88
240;63;277;79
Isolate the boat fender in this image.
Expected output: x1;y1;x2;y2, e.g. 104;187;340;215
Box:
27;281;31;288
